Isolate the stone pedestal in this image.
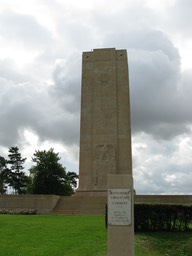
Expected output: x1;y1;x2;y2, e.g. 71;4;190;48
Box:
107;174;134;256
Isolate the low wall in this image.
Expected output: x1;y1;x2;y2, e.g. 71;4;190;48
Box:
0;194;192;215
0;194;60;214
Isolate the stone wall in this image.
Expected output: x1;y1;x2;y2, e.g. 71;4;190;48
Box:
0;194;192;215
0;194;60;214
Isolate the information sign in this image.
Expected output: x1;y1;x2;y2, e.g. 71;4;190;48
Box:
108;189;132;226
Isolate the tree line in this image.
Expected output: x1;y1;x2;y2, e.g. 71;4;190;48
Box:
0;147;78;196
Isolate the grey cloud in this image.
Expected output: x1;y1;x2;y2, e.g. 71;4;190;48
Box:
36;112;80;146
90;1;156;36
134;164;192;194
57;17;103;51
0;79;40;146
0;11;53;47
167;0;192;37
179;70;192;106
0;75;80;147
133;133;192;194
129;45;192;139
51;55;81;114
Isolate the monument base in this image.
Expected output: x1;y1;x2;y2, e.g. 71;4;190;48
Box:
107;174;134;256
75;189;107;197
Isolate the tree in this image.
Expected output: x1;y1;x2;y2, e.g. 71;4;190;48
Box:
29;148;78;196
65;171;78;188
7;146;28;194
0;156;8;194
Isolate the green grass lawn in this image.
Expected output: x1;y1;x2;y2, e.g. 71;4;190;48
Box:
0;215;191;256
135;232;192;256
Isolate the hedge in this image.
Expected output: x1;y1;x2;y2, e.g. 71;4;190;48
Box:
135;204;192;232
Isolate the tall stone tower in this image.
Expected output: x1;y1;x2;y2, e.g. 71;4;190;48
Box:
77;48;132;196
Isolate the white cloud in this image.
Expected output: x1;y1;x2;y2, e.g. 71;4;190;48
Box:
132;132;192;194
171;134;192;165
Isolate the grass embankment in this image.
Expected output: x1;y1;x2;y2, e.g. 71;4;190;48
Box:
0;215;192;256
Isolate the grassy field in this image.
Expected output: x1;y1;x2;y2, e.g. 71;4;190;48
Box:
0;215;192;256
135;232;192;256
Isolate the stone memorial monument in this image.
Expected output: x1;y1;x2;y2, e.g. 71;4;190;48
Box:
77;48;134;255
77;48;132;194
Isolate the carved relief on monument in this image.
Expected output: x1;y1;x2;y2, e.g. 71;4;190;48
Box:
99;73;110;84
97;69;112;86
95;144;115;161
93;144;116;188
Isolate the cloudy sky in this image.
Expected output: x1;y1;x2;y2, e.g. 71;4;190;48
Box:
0;0;192;194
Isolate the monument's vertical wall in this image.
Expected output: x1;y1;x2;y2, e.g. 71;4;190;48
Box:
78;48;132;196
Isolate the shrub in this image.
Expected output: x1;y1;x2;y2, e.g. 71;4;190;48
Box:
134;204;192;232
0;208;37;215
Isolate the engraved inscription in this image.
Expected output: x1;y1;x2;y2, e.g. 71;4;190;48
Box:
108;189;132;226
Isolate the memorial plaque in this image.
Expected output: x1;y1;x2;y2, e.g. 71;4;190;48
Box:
108;189;132;226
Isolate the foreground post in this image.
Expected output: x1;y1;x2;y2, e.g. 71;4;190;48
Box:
108;174;134;256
